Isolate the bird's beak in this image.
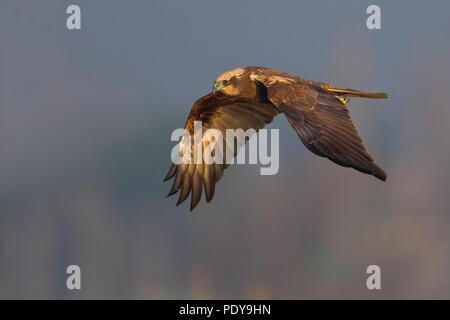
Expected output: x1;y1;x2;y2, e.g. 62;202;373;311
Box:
213;81;224;93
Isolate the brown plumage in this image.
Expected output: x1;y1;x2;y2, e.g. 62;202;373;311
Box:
165;66;388;210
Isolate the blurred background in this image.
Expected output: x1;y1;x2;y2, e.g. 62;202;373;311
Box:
1;0;449;299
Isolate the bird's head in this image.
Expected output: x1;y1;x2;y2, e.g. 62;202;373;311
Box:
213;67;254;98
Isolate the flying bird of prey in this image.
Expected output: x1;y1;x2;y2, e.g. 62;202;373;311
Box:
164;66;388;210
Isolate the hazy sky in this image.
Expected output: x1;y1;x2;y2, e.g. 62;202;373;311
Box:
1;1;450;299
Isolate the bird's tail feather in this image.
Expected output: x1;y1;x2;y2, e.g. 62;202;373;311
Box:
325;86;388;99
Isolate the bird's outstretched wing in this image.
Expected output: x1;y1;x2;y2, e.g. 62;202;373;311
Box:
255;78;388;181
164;91;278;210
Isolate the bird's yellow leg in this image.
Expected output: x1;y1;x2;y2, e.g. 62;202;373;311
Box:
338;97;349;104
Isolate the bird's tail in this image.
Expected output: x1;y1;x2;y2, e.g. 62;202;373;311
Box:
324;86;388;99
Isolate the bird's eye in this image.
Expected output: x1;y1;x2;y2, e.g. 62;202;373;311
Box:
222;80;230;86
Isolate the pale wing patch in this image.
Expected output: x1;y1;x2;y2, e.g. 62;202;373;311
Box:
216;68;245;82
250;72;296;85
